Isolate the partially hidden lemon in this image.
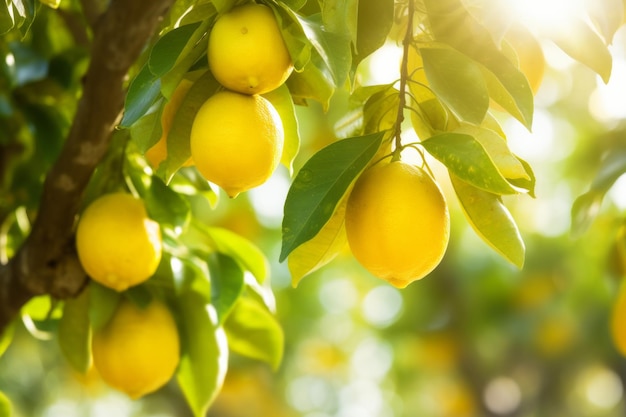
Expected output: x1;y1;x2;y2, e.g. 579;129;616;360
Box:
190;90;284;198
345;161;450;288
92;298;180;399
145;79;194;169
76;193;162;292
208;3;293;95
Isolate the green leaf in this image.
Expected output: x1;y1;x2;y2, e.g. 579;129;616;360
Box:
144;175;191;232
0;391;11;417
121;63;161;127
39;0;60;8
454;124;528;180
280;132;384;261
363;87;400;134
322;0;358;46
420;46;489;125
263;84;300;175
286;53;335;110
288;194;348;286
450;175;525;268
296;14;352;86
507;156;536;198
88;283;121;331
207;227;270;284
423;0;534;128
58;289;92;374
571;148;626;236
130;110;162;153
421;133;518;195
160;71;221;182
353;0;394;66
224;297;284;370
271;1;313;71
177;291;228;417
212;0;238;13
0;322;14;358
550;18;612;83
208;253;245;325
149;23;202;78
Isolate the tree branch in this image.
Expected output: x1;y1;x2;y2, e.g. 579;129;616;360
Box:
0;0;175;334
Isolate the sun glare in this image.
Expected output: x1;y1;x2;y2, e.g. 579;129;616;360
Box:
502;0;586;36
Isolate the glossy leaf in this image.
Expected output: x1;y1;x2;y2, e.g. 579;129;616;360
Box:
0;323;14;358
87;283;121;331
286;53;336;110
224;297;284;370
454;124;528;180
208;227;270;284
129;110;161;153
149;23;201;78
58;289;92;373
550;18;612;83
271;1;313;71
177;291;228;417
280;132;384;261
420;46;489;125
208;253;245;325
322;0;358;46
288;195;348;286
143;175;191;232
421;133;518;195
121;63;161;127
363;87;400;134
264;84;301;175
451;175;525;268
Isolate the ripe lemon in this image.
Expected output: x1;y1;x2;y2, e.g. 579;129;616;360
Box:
146;79;194;169
92;298;180;399
208;3;293;94
345;161;450;288
76;193;162;291
190;90;284;198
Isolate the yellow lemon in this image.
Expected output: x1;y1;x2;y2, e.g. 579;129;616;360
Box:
145;79;194;169
92;298;180;399
345;161;450;288
76;193;162;291
190;90;284;198
208;3;293;94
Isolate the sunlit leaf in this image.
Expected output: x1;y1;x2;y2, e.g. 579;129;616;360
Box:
286;54;335;110
39;0;60;9
586;0;623;44
121;63;161;127
423;0;534;128
208;253;245;324
550;18;612;83
571;147;626;236
0;391;11;417
322;0;358;46
149;23;202;78
207;227;270;284
363;87;400;134
451;175;525;268
58;289;92;373
280;132;384;261
177;291;228;417
421;133;518;194
271;1;313;71
454;124;528;180
0;322;14;358
420;46;489;125
224;297;284;370
288;195;348;286
353;0;394;66
264;84;300;175
129;110;162;153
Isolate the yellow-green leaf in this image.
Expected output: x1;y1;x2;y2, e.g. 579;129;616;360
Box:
264;84;300;175
288;196;348;286
58;289;92;373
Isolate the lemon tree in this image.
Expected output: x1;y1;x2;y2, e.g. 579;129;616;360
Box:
0;0;624;416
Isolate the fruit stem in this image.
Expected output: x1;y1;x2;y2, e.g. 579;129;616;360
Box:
392;0;415;162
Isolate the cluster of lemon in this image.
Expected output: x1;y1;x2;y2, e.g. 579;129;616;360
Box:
71;3;294;399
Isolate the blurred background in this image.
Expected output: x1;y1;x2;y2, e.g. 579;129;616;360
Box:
3;2;626;417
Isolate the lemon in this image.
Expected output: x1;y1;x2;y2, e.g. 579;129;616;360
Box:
208;3;293;94
76;193;162;291
345;161;450;288
190;90;284;198
92;298;180;399
145;79;194;169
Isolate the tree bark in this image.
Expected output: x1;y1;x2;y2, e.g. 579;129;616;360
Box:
0;0;175;334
